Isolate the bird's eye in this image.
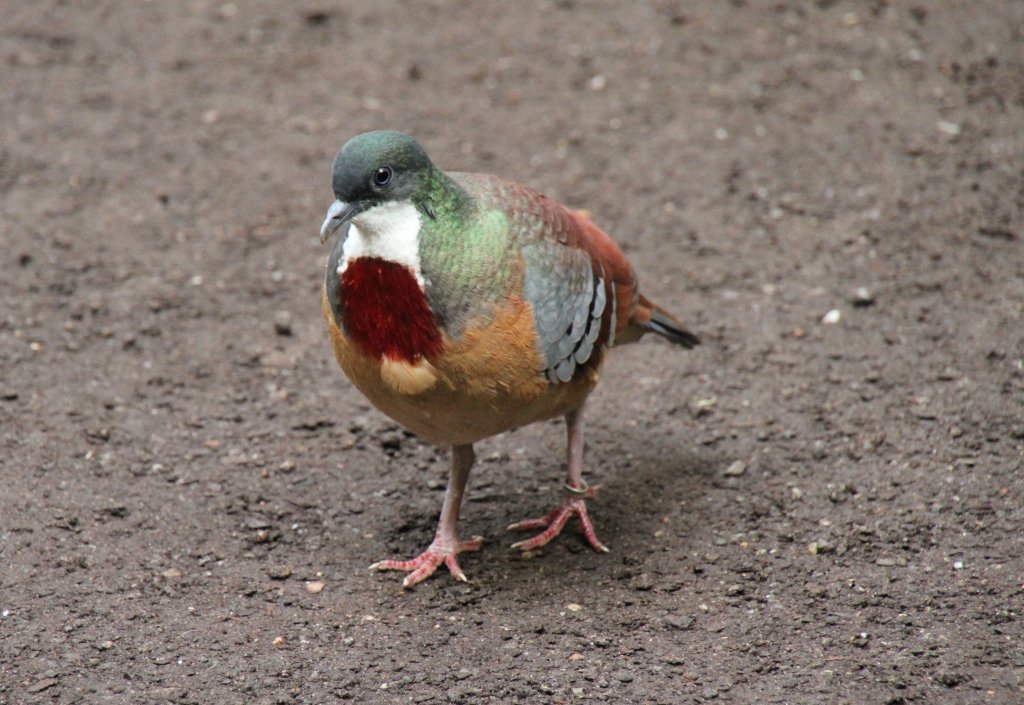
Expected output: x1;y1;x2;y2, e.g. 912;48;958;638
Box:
373;165;394;187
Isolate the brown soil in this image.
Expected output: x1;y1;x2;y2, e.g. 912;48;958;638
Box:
2;2;1023;704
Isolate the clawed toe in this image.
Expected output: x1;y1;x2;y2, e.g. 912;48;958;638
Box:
509;494;608;553
371;536;483;588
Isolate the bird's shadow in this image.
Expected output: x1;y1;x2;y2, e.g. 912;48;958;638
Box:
367;420;727;598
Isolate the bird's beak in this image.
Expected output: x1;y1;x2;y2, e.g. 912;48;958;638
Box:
320;199;363;243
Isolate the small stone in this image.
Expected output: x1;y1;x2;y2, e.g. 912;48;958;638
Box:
808;540;834;555
266;565;292;580
97;640;115;650
379;431;403;451
852;287;875;307
611;670;635;683
305;580;325;594
937;672;968;687
723;460;746;477
631;573;655;591
691;396;717;418
566;603;582;612
161;567;182;579
952;560;964;570
703;687;719;700
26;678;58;694
936;120;960;136
272;636;285;646
273;311;293;337
822;309;842;325
663;614;695;631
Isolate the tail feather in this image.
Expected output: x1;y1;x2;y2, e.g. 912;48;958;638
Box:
628;294;699;349
646;305;700;348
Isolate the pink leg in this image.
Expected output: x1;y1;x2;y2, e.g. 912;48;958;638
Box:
371;444;483;588
508;404;609;553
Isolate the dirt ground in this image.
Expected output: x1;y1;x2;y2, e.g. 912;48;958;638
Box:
2;1;1023;703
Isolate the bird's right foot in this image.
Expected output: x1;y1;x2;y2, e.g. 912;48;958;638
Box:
370;535;483;588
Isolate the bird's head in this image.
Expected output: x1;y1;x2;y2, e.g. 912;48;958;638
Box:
320;130;435;243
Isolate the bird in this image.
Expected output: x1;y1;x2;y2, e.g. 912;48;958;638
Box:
319;130;699;588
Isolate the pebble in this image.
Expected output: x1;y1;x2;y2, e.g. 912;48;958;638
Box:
808;540;834;555
272;311;293;337
703;687;719;700
266;565;292;580
852;287;875;307
822;309;842;324
305;580;325;594
611;670;635;683
26;679;58;694
723;460;747;477
379;431;403;451
663;614;695;631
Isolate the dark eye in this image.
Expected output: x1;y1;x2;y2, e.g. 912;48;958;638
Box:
373;165;394;187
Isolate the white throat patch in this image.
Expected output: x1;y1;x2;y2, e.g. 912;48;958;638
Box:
339;200;424;284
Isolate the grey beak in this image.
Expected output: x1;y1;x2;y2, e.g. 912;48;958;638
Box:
319;199;348;243
320;199;352;243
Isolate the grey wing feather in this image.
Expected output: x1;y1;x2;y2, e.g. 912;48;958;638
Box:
522;243;609;384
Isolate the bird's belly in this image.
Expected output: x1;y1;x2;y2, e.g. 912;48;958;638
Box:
350;375;594;446
324;291;600;446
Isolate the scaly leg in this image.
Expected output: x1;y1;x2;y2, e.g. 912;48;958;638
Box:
508;404;609;553
371;444;483;588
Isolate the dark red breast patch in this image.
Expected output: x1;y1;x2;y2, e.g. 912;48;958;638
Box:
339;257;442;363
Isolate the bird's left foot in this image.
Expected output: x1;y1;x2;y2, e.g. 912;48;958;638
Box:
508;483;609;553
